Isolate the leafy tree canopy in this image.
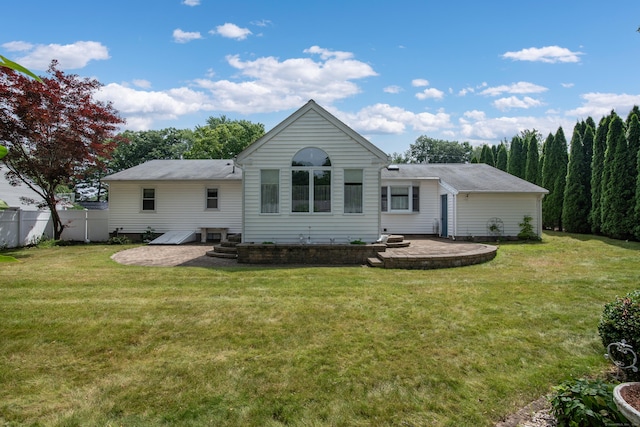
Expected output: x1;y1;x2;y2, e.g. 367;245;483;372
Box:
406;136;472;163
0;61;124;239
184;115;265;159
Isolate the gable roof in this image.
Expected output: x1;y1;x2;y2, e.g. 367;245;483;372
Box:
382;163;548;194
236;99;390;165
102;159;242;181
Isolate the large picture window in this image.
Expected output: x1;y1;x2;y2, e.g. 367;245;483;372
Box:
261;169;279;213
291;148;332;213
344;169;363;213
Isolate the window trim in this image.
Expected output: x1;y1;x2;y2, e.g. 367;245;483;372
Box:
205;187;219;210
344;169;363;214
260;169;280;214
141;187;156;212
381;184;419;213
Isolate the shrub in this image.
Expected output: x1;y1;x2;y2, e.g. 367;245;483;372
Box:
598;290;640;381
517;215;541;241
107;235;131;245
550;378;627;427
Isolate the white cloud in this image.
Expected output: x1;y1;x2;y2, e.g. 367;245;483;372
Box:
96;83;214;130
182;0;200;5
132;79;152;89
251;19;272;27
173;29;202;43
502;45;583;64
493;96;543;111
96;46;379;128
1;40;109;70
561;83;575;88
211;23;252;40
412;79;429;87
457;109;571;144
383;85;403;94
480;81;548;97
191;47;377;113
340;104;452;134
565;92;640;120
415;87;445;100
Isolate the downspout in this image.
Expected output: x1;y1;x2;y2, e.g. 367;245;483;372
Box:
233;157;245;243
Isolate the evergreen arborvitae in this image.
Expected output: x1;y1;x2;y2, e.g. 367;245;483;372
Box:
581;121;594;216
628;115;640;240
496;143;508;171
525;134;540;185
542;127;568;230
627;113;640;218
589;115;611;234
601;113;632;239
479;144;495;166
562;125;591;233
507;136;526;178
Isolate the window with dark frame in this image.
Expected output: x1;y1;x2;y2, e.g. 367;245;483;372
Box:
142;188;155;211
206;188;218;209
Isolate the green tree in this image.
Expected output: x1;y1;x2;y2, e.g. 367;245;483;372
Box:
507;136;526;178
0;56;42;160
562;125;591;233
479;144;495;166
601;113;632;239
108;128;194;172
542;127;568;230
495;142;508;171
184;116;264;159
407;136;473;163
389;151;409;163
0;61;123;239
589;115;611;234
525;134;540;185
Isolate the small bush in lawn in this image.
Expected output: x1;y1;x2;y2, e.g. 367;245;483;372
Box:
598;290;640;381
517;215;541;241
107;235;131;245
550;378;627;427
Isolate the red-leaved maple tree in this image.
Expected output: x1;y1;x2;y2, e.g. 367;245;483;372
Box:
0;60;124;239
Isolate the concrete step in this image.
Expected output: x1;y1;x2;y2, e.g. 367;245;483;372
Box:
367;257;384;268
386;241;411;248
212;245;238;254
206;250;237;259
220;241;238;248
386;234;405;243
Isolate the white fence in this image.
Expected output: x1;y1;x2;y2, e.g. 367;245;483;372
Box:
0;209;109;248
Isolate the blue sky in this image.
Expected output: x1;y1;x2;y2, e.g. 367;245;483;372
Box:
3;0;640;155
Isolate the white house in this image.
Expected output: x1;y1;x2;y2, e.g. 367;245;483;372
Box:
102;100;547;243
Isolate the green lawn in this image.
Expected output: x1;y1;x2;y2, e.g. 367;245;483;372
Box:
1;232;638;426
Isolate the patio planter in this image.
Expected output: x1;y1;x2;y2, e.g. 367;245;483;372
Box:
613;382;640;426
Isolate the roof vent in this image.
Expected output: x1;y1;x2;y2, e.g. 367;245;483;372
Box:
387;164;400;171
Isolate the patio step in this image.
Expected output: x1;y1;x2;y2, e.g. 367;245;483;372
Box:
367;257;384;268
385;234;411;248
206;249;237;259
386;234;405;243
207;240;239;259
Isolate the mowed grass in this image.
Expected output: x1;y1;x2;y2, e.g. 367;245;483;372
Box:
0;232;638;426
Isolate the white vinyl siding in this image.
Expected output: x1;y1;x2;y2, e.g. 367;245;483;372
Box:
108;180;242;234
455;193;540;238
240;109;385;243
381;180;439;235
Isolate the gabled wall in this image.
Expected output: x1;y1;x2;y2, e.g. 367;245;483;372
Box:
238;105;388;244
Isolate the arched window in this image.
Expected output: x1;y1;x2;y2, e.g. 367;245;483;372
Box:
291;148;331;213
